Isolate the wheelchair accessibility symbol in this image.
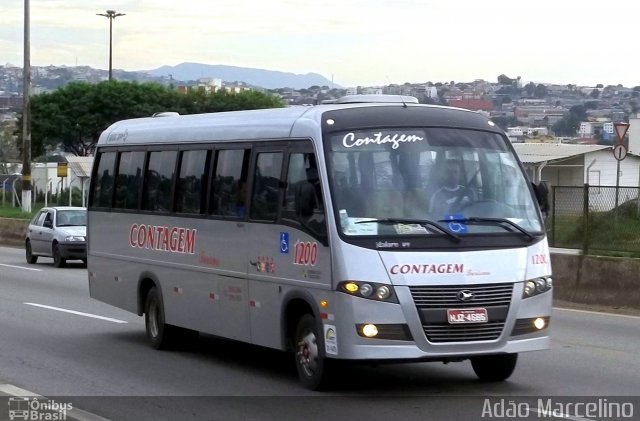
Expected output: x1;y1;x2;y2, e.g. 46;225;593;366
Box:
445;214;467;234
280;232;289;254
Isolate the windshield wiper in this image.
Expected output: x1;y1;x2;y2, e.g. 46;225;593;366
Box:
442;217;535;241
354;218;461;242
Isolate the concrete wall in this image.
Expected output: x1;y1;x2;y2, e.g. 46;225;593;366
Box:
0;217;29;247
551;253;640;309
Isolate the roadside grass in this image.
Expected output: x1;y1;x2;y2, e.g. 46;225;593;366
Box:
0;204;45;220
550;200;640;257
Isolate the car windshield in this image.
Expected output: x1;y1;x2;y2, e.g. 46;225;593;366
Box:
56;210;86;227
326;127;542;237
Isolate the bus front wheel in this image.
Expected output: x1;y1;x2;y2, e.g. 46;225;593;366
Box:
471;353;518;382
294;314;333;390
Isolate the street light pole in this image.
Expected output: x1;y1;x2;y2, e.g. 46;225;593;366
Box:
96;10;125;81
21;0;31;212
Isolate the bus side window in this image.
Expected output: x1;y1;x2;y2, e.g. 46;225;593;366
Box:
114;151;145;210
143;151;177;213
176;150;210;214
90;151;117;208
250;152;283;221
211;149;250;217
282;153;327;239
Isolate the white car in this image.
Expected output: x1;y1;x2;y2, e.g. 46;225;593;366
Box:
25;206;87;268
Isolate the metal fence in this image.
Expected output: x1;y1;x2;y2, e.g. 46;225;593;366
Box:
548;185;640;254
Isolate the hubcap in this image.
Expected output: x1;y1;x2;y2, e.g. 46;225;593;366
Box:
297;330;318;377
149;300;159;338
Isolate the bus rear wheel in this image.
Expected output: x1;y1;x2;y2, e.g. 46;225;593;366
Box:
294;314;333;390
471;353;518;382
144;286;197;350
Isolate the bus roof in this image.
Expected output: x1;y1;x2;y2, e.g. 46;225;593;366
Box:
97;100;499;147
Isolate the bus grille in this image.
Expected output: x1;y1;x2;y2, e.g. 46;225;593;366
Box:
423;322;505;343
409;283;513;343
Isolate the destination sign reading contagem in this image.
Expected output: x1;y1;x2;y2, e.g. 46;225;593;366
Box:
129;223;197;254
342;131;425;149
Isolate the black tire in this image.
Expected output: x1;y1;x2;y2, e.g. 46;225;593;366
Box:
144;286;197;350
294;314;333;390
52;243;66;268
471;353;518;382
25;241;38;264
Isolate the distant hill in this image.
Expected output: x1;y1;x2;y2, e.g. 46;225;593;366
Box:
147;62;338;90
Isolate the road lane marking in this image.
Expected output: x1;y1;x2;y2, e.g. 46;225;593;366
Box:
0;384;112;421
24;303;128;324
0;384;41;396
529;407;596;421
555;307;640;320
0;263;42;271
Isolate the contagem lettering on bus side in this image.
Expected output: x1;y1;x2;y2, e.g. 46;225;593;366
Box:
129;223;197;254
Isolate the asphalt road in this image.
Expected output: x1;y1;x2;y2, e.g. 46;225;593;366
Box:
0;246;638;421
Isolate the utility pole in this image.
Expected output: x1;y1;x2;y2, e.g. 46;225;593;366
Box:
97;10;126;81
21;0;31;212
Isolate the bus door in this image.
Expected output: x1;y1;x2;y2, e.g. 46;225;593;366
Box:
245;146;286;347
246;142;331;349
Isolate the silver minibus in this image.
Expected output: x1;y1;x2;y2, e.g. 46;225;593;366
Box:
88;95;552;389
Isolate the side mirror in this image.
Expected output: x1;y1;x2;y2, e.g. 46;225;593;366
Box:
43;220;53;229
532;181;550;216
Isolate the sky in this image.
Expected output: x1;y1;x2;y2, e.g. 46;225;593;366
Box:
2;0;640;88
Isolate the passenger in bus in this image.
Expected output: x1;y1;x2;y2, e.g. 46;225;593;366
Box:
235;181;247;217
429;159;475;218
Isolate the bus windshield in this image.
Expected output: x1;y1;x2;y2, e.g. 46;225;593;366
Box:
326;127;542;237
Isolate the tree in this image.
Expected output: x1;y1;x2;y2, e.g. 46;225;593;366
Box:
525;82;536;97
552;105;587;136
497;74;514;85
590;89;600;99
596;83;603;88
16;81;284;157
490;116;518;131
534;84;548;98
0;122;20;174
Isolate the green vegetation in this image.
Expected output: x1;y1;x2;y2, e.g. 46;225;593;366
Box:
0;205;37;219
550;200;640;255
15;81;285;158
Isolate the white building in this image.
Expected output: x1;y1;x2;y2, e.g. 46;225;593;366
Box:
514;143;640;212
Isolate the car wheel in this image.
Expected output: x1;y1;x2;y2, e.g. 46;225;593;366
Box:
25;241;38;264
52;243;66;268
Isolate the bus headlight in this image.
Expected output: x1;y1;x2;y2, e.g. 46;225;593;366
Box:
338;281;398;303
376;285;391;300
522;277;552;298
360;283;374;297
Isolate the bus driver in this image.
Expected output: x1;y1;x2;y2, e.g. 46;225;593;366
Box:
429;159;475;218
